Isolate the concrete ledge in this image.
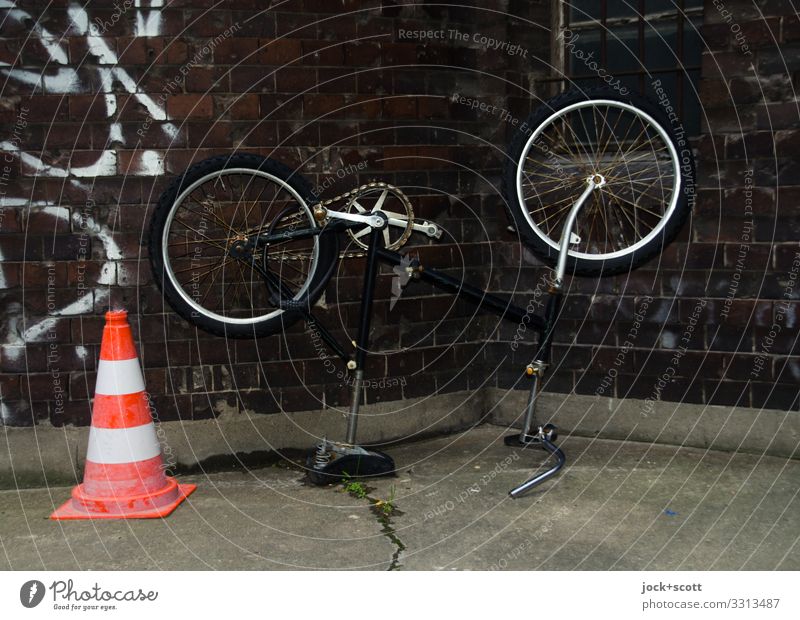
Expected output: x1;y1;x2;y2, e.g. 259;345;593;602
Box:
487;388;800;460
4;386;798;489
0;389;485;490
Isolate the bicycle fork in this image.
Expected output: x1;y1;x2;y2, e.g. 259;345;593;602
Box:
503;174;603;498
307;211;396;484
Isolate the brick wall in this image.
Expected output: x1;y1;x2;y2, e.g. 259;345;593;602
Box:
489;0;800;416
0;1;550;426
0;1;797;430
685;0;800;411
514;0;800;414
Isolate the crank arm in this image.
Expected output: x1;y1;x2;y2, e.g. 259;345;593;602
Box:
380;210;442;240
324;208;385;228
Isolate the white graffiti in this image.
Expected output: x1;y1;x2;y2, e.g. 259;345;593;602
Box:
1;2;174;177
1;2;171;345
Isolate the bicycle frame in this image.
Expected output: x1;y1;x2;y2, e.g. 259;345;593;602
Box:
230;176;603;497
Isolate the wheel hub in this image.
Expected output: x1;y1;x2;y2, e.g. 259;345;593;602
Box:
228;238;250;258
590;173;606;188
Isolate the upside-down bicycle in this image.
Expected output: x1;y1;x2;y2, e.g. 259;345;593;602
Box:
148;87;694;497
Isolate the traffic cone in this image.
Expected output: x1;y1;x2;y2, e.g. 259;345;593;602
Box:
51;310;196;520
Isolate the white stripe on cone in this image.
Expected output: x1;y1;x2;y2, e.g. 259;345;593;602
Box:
86;424;163;465
95;358;146;396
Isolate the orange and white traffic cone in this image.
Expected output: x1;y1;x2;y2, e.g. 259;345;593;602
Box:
51;310;196;520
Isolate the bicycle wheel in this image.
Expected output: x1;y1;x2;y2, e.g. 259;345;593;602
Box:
502;87;694;276
148;154;338;338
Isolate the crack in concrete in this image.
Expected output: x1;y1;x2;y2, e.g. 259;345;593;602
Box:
367;495;406;571
341;483;406;570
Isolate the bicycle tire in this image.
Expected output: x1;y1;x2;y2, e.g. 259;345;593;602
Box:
148;153;338;339
502;86;694;277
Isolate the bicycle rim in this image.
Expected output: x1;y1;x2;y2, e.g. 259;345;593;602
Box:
160;168;320;325
515;99;681;262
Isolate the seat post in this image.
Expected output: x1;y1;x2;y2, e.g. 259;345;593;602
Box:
500;179;603;497
306;212;395;486
344;212;386;445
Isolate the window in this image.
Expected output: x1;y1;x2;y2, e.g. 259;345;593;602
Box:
552;0;703;136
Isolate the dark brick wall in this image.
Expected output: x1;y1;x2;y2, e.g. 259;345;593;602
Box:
503;1;800;413
686;0;800;411
0;1;797;428
493;0;800;415
0;1;550;426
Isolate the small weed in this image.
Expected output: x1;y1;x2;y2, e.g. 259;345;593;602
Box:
341;473;368;499
340;476;396;516
374;485;396;517
337;476;404;570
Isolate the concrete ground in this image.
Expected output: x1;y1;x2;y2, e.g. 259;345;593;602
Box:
1;425;798;570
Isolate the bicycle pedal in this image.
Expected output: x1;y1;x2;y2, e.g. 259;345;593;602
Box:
504;433;542;447
306;443;395;486
504;424;558;447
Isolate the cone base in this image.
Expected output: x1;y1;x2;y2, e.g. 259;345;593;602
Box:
50;478;196;521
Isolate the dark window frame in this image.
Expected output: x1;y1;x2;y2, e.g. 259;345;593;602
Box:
546;1;703;135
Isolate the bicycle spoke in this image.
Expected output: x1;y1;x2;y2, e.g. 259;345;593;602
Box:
606;120;651;168
235;261;256;312
352;226;371;240
594;106;627;165
596;193;618;252
606;173;670;187
591;104;609;165
534;199;575;229
242;180;274;231
604;185;663;219
166;247;223;261
167;237;231;247
575;107;600;169
372;190;389;212
170;259;226;277
171;218;230;251
525;144;583;170
521;166;575;184
584;200;600;252
196;256;238;308
189;194;238;234
604;188;646;238
609;186;662;235
609;202;634;244
547;117;589;169
523;181;578;201
609;146;667;169
608;136;666;176
615;176;672;210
